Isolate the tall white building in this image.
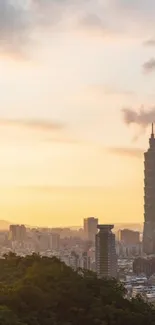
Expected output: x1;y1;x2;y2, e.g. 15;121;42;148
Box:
95;225;117;278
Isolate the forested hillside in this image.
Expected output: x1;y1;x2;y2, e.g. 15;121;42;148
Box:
0;253;154;325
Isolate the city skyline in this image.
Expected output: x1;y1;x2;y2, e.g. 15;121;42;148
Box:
1;1;155;226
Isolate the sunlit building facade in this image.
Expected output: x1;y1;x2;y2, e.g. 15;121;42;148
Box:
84;217;98;242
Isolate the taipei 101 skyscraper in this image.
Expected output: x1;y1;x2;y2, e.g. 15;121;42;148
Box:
143;123;155;254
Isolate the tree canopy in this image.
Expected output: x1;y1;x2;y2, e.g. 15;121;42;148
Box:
0;253;154;324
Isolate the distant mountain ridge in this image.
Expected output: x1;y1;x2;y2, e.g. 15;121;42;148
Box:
71;223;143;232
113;223;143;232
0;221;143;232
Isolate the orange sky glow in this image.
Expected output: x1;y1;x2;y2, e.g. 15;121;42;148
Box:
0;0;155;226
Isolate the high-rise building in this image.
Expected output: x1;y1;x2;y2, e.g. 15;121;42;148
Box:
79;252;91;270
95;225;117;278
117;229;140;245
143;124;155;254
9;225;26;242
84;217;98;242
50;233;60;251
133;257;155;277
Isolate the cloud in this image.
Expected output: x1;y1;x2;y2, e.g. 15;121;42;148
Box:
0;117;81;145
0;1;33;56
0;117;65;132
122;107;155;128
143;58;155;73
44;137;79;144
143;38;155;47
2;0;155;58
74;1;155;40
108;147;143;158
84;84;136;97
0;0;64;56
79;13;106;34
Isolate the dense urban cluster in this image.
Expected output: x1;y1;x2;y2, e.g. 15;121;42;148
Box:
0;218;153;305
0;221;142;271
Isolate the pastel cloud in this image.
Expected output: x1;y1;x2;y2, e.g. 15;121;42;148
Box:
0;117;65;132
108;147;143;158
1;0;155;57
143;39;155;47
0;117;82;146
122;107;155;128
143;58;155;73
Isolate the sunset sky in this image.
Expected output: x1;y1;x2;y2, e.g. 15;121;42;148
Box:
1;0;155;227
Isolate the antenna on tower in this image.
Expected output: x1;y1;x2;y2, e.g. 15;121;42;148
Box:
151;122;154;137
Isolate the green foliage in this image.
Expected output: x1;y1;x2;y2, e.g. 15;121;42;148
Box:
0;305;24;325
0;254;154;324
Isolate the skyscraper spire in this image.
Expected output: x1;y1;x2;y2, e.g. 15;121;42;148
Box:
151;123;154;138
152;123;154;136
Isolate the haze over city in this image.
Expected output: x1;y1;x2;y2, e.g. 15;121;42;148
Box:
1;0;155;227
